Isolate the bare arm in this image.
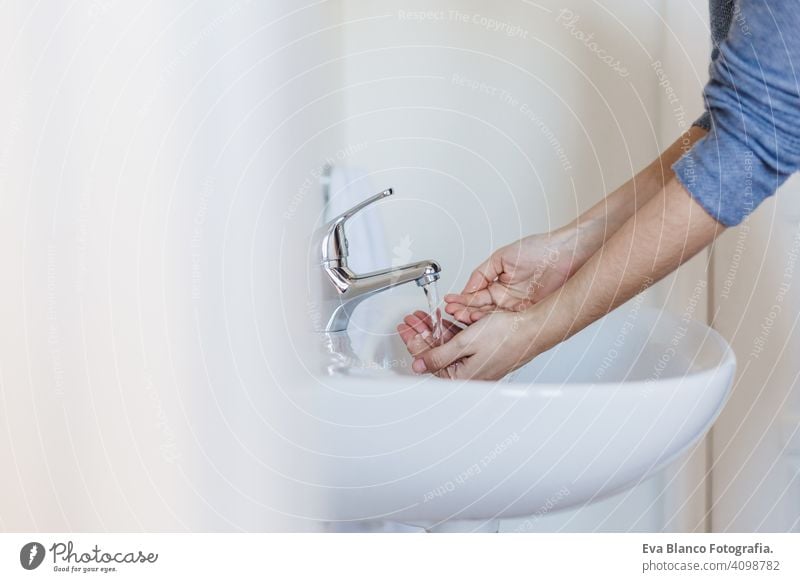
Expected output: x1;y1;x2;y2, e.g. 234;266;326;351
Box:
567;127;707;267
412;169;725;380
524;171;724;359
441;127;708;325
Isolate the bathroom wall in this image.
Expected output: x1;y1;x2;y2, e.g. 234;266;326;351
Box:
710;176;800;531
337;0;713;532
0;0;343;531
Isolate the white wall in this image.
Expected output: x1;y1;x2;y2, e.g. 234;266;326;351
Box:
0;0;342;531
710;175;800;531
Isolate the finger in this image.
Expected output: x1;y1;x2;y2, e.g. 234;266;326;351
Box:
406;313;451;350
395;322;411;341
470;310;488;322
455;305;494;323
414;310;462;343
397;323;416;344
397;323;434;356
444;292;484;305
443;293;470;305
397;324;427;353
399;312;433;338
446;302;494;315
406;333;432;357
404;313;432;338
442;319;463;340
437;359;462;380
412;308;457;328
430;318;463;343
453;349;511;381
445;301;495;324
445;354;482;380
412;337;472;374
445;304;475;324
412;310;434;328
480;283;532;312
444;302;461;315
413;310;443;345
446;288;495;309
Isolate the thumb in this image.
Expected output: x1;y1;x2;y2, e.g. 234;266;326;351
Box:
463;252;503;293
412;337;470;374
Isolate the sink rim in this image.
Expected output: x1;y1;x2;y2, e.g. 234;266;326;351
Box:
309;305;735;391
337;297;733;376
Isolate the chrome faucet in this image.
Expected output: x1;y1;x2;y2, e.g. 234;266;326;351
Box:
312;188;441;333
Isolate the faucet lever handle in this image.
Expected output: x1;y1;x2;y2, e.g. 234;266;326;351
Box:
333;188;392;224
321;188;392;264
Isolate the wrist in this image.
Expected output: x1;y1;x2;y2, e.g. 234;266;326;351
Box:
554;220;603;276
511;301;572;364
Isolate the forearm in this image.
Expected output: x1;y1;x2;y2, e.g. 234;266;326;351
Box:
564;126;707;269
526;173;724;356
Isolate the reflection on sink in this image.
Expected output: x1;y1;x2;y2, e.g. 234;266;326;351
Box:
298;290;735;526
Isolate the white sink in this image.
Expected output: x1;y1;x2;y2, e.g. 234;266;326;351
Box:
299;290;735;526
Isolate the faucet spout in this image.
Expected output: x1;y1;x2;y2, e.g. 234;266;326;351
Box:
318;260;441;333
311;187;443;333
350;260;441;295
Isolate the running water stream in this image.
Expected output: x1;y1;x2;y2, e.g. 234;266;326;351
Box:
421;280;444;346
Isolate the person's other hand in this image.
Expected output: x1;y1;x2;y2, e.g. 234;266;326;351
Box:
445;228;578;324
408;310;544;381
396;311;464;379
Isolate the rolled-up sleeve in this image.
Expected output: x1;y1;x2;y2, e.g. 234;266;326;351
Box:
673;0;800;226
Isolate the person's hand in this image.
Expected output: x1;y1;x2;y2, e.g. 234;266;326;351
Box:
407;309;545;381
397;311;465;379
445;227;580;324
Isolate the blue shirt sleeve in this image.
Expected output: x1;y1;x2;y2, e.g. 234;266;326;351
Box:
673;0;800;226
694;0;735;131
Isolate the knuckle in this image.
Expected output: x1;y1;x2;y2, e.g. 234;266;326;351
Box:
451;333;468;350
429;352;446;370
